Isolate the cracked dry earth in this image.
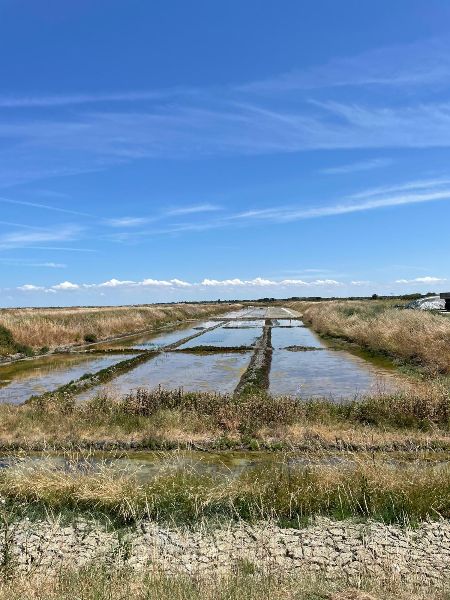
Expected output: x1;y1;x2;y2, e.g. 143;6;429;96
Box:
5;518;450;584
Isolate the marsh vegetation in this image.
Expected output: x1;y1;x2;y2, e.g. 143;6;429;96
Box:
1;566;447;600
0;303;232;356
292;300;450;375
0;301;449;597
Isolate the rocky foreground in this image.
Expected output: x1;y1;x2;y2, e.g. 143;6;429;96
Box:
4;517;449;585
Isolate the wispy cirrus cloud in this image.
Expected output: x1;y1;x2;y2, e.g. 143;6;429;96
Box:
2;98;450;181
239;37;450;93
0;196;92;217
0;225;83;249
165;203;222;216
105;217;151;228
2;37;450;191
1;37;448;114
0;89;196;109
320;158;392;175
0;258;66;268
97;177;450;243
230;178;450;224
104;205;221;229
20;246;96;252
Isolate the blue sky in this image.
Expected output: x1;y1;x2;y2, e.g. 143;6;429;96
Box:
1;0;450;307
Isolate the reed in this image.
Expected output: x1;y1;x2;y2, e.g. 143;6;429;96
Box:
292;300;450;374
0;303;232;353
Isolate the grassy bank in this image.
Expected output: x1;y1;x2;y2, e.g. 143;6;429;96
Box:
0;387;445;451
1;454;448;525
0;303;233;355
235;322;272;394
1;566;447;600
288;300;450;374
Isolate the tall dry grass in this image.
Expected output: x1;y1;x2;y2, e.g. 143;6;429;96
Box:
0;386;446;450
0;566;445;600
293;301;450;374
0;303;232;351
1;455;448;524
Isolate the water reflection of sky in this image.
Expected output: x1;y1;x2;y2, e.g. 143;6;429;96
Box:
79;351;252;400
0;353;137;404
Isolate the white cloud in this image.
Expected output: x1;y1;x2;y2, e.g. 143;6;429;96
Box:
279;279;309;285
15;276;347;293
310;280;342;286
169;278;193;288
140;278;175;287
200;278;278;287
395;276;447;284
98;278;137;287
15;274;448;297
51;281;80;290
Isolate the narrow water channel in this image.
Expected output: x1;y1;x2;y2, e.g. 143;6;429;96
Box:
0;449;445;482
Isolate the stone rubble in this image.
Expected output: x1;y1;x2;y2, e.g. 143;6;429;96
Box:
2;517;449;583
406;296;445;311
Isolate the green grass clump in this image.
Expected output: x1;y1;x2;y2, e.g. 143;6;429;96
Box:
0;325;33;358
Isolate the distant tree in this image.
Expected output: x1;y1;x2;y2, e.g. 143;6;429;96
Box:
371;293;379;300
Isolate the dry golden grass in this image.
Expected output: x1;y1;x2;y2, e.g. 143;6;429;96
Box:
1;453;448;524
289;300;450;374
0;568;446;600
0;386;448;450
0;303;233;351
